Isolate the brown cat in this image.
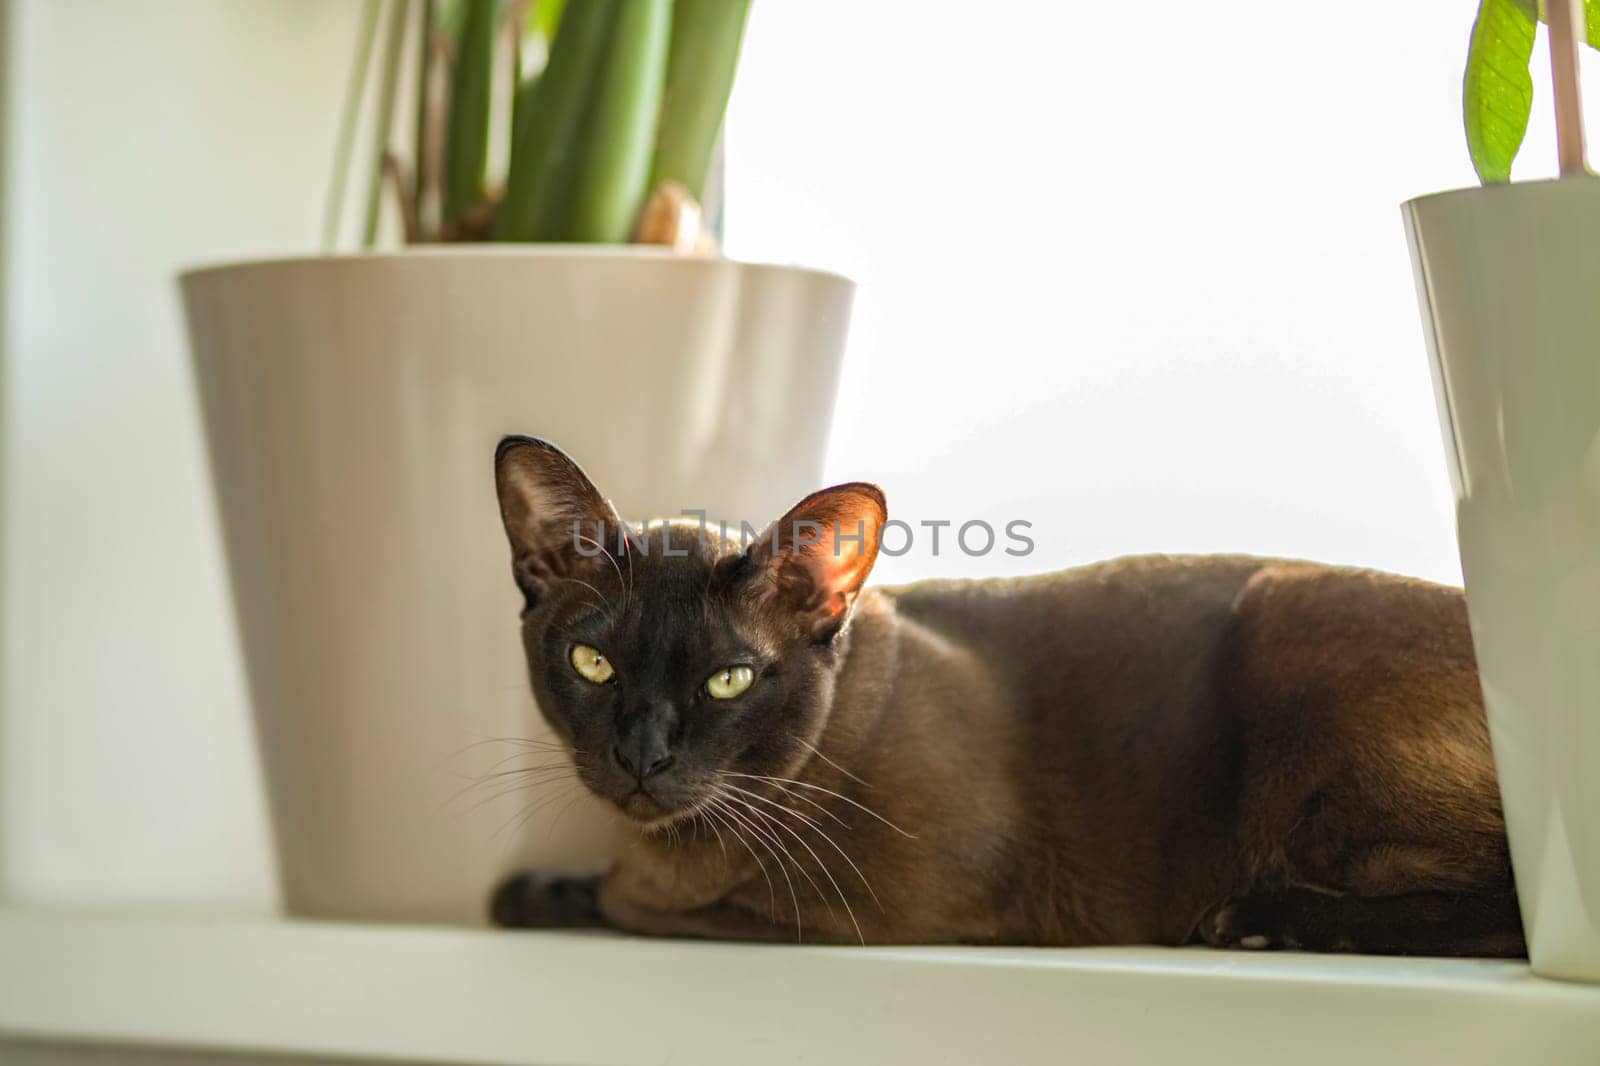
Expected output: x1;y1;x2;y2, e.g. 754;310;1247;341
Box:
488;436;1525;956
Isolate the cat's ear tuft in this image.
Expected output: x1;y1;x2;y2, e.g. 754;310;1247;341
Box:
494;436;621;610
748;482;887;642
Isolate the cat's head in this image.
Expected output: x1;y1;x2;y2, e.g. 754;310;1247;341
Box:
493;436;886;831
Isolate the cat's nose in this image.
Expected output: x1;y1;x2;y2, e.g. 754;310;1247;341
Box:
613;701;678;783
612;740;673;782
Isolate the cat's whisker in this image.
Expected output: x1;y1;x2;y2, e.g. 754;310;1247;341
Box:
723;794;837;926
454;734;573;757
720;771;916;839
698;809;728;864
476;749;575;777
704;796;776;920
440;735;574;781
473;754;576;782
453;771;577;806
719;782;827;832
457;736;563;758
793;819;884;918
440;768;576;817
491;778;582;843
791;734;873;789
459;771;583;817
563;571;614;613
713;793;803;941
725;792;859;941
529;779;582;827
445;763;579;809
544;787;588;841
460;757;576;785
677;795;726;855
573;533;627;608
621;529;635;610
445;736;577;777
500;783;580;855
501;784;565;834
717;795;803;909
703;798;766;902
480;776;575;802
735;775;850;829
721;782;884;922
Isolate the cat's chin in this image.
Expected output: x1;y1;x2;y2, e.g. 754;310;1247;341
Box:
620;792;666;821
620;790;686;827
621;791;707;834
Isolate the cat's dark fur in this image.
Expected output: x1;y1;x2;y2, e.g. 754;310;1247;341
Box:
488;436;1525;956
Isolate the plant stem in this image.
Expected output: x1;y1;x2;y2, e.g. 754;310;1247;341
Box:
412;0;435;221
323;0;382;249
563;0;673;241
1548;0;1590;174
383;152;420;242
507;0;530;139
650;0;749;201
494;0;618;241
364;0;413;247
444;0;498;227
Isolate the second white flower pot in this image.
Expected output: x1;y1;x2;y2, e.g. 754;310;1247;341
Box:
1405;178;1600;980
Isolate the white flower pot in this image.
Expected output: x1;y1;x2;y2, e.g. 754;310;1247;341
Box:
1404;178;1600;980
181;248;853;923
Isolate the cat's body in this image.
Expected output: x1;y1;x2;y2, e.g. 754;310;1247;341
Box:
489;439;1524;955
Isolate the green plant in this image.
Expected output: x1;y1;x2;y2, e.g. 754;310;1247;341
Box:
1463;0;1597;182
326;0;749;247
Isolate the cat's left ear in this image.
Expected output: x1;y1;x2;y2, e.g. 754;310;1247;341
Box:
746;482;887;642
494;436;624;610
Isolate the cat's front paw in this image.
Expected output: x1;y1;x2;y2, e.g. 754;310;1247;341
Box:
489;871;602;929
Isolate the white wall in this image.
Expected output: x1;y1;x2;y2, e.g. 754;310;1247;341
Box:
0;1;359;905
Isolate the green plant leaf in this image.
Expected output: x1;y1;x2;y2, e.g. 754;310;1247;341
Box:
494;0;617;240
437;0;470;43
650;0;750;201
510;1;564;157
529;0;566;42
323;0;383;249
1464;0;1538;184
443;0;498;225
562;0;673;241
364;0;413;247
413;0;436;216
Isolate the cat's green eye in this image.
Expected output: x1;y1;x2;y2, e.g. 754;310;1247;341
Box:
705;665;755;700
569;644;614;684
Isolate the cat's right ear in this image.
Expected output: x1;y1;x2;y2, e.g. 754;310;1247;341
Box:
494;437;623;611
744;481;887;643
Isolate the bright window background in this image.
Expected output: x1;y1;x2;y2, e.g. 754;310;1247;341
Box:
726;1;1600;586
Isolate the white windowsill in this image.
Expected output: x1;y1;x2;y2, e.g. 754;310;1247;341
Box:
1;906;1597;1065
